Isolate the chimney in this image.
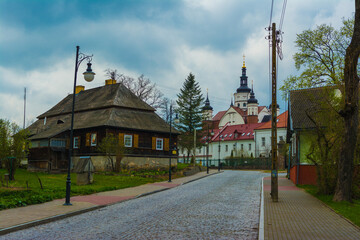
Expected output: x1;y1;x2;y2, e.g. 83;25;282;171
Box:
247;115;258;124
105;79;117;85
75;85;85;94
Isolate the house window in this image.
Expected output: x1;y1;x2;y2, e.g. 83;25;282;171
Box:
243;103;246;107
262;137;265;147
218;145;221;152
124;135;133;147
249;144;251;151
279;136;284;142
156;138;163;150
91;133;97;146
241;144;243;151
225;145;228;152
74;137;79;149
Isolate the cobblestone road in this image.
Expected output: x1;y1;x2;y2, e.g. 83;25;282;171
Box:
2;171;266;240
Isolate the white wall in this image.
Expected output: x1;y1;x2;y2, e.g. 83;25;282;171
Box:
254;128;287;157
219;108;245;128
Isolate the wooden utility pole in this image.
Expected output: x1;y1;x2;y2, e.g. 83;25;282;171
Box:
271;22;278;202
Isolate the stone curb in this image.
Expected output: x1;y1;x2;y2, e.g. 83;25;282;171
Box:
258;177;264;240
0;171;222;236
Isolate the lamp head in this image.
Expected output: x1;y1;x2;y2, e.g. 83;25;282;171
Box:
174;113;180;124
83;62;95;82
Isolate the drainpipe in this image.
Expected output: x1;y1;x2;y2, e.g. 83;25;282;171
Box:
296;132;300;185
288;143;291;180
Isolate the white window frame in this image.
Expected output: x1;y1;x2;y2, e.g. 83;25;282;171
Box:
124;134;133;147
156;138;163;150
74;137;79;149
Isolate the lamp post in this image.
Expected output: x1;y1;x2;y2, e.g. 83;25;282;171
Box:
65;46;95;206
206;125;210;174
206;128;215;174
218;135;224;171
168;105;179;182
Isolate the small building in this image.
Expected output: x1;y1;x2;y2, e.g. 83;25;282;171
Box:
27;80;179;172
254;111;288;158
287;87;338;184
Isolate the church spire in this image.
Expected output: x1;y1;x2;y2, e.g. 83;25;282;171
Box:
236;54;251;93
202;88;213;111
247;80;258;104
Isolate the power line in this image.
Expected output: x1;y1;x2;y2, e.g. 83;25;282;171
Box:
279;0;287;32
269;0;275;27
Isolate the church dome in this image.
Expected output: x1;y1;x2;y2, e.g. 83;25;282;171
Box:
247;87;258;104
236;85;251;93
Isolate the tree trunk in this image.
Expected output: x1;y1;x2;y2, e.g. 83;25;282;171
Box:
333;0;360;202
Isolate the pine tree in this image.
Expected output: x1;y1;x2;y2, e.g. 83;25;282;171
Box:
176;73;204;162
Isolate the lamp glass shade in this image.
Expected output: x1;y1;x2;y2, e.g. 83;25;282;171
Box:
83;71;95;82
174;114;180;124
83;62;95;82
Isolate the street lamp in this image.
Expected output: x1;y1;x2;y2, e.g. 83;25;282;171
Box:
65;46;95;206
218;135;224;171
206;127;214;174
168;105;179;182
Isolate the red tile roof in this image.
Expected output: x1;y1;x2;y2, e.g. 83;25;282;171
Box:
212;111;226;121
211;122;265;142
255;111;288;130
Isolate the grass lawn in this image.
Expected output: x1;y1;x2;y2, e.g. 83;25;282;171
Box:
299;185;360;227
0;168;182;210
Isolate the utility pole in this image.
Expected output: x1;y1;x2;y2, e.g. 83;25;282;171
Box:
271;22;278;202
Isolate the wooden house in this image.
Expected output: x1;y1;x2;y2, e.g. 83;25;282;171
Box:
27;80;179;171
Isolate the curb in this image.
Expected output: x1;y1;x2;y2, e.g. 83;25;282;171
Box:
0;171;221;236
258;177;264;240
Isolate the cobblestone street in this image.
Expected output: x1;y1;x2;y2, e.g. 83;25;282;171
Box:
2;171;266;240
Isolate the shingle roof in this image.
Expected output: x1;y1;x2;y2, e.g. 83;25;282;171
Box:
289;87;336;130
28;83;176;140
38;83;154;118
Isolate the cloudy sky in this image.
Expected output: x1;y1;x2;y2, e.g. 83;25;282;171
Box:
0;0;355;127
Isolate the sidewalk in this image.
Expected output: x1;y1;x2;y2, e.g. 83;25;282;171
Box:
261;176;360;240
0;170;220;235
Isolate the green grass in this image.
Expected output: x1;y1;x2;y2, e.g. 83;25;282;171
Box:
0;168;180;210
298;185;360;227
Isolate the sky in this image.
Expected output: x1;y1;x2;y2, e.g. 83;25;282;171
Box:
0;0;355;127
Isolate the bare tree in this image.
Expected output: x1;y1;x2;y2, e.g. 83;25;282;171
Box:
159;97;177;123
104;69;164;109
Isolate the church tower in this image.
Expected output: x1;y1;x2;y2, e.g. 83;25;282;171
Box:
234;55;251;110
247;82;259;124
202;89;213;120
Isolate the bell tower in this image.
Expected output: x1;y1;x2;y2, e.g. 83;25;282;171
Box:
234;55;251;109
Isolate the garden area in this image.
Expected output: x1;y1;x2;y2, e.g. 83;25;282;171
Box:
0;163;191;210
